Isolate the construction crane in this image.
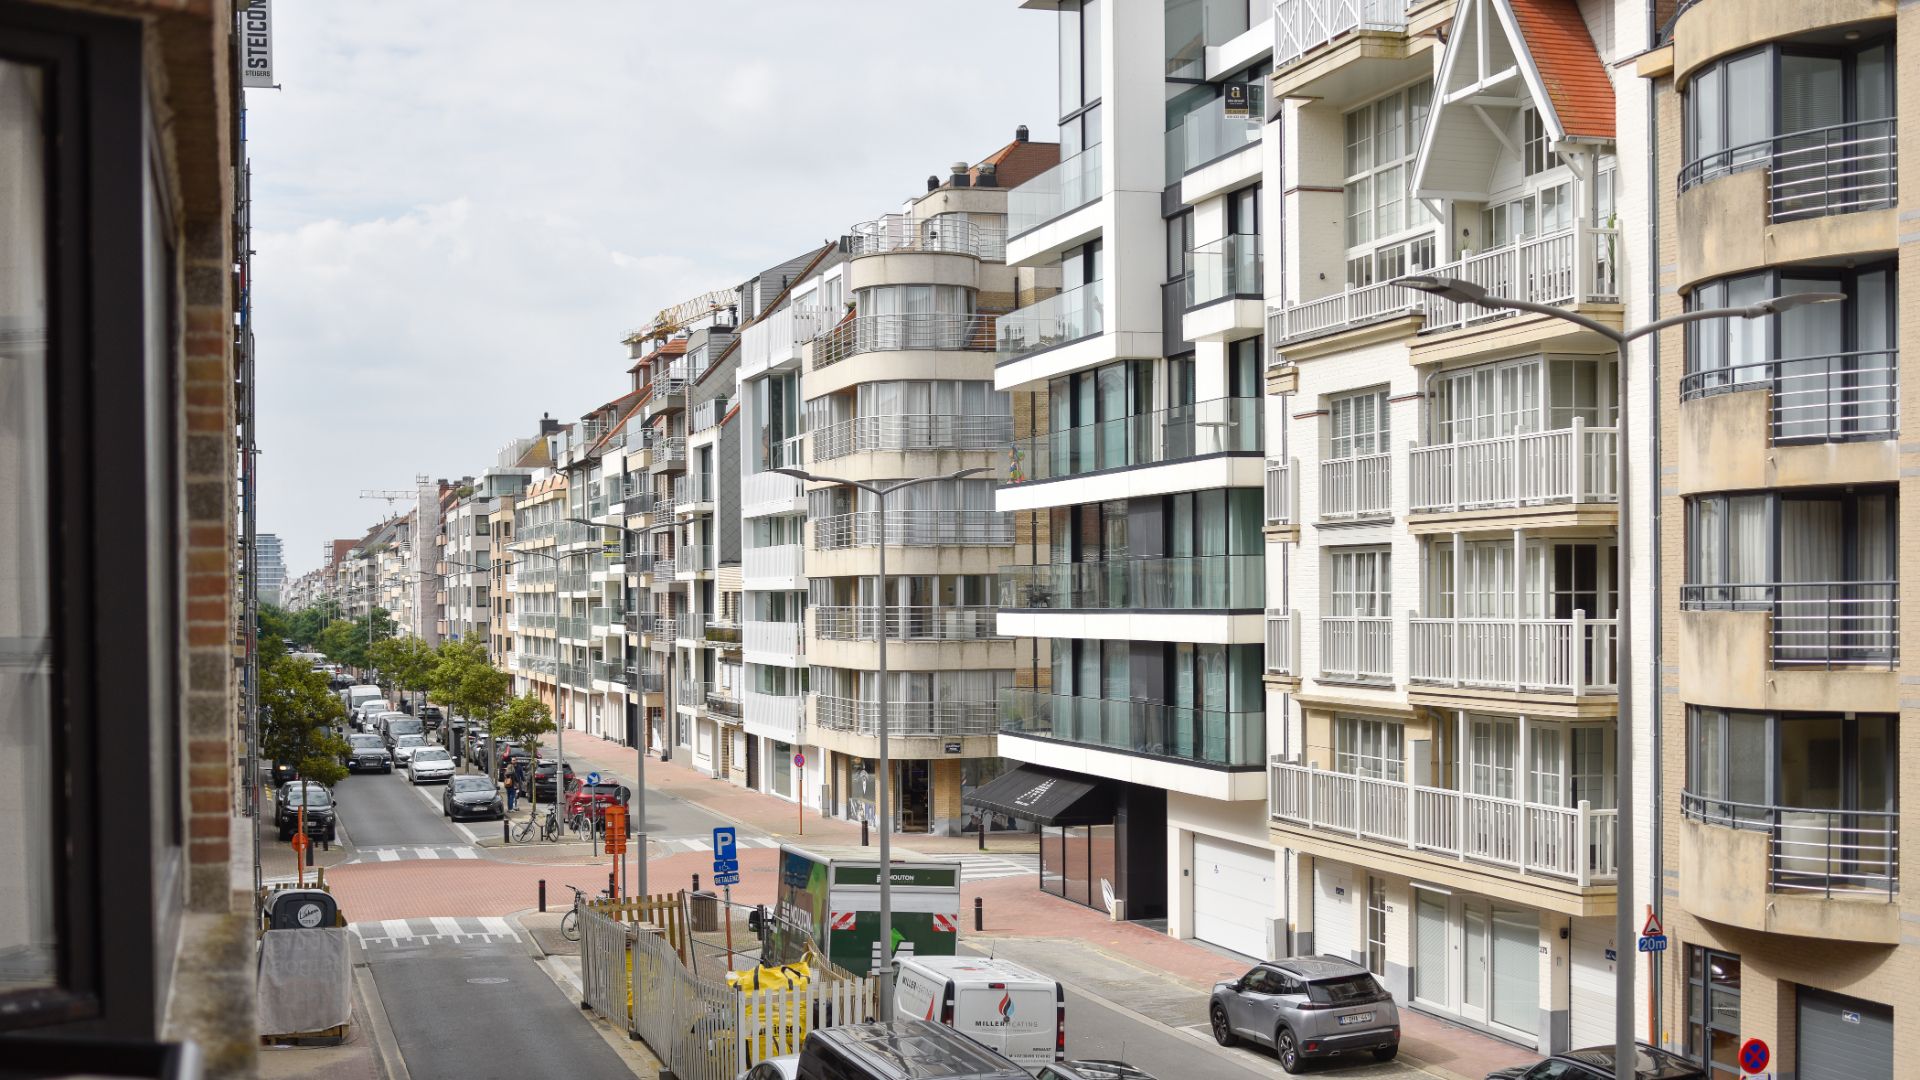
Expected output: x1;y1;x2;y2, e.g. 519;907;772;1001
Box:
626;287;736;345
359;488;417;511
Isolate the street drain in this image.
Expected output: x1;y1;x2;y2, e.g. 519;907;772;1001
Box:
465;977;509;985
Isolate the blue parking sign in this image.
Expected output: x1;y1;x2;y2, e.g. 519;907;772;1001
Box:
712;826;737;865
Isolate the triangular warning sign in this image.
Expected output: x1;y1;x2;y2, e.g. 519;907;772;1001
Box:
1642;910;1664;937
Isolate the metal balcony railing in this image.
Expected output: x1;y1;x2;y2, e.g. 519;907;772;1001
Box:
743;544;804;582
656;437;686;465
1681;792;1897;900
705;687;742;719
811;414;1014;461
998;555;1263;611
848;213;1007;261
1273;0;1410;69
814;605;1002;641
1320;452;1391;520
1270;760;1619;885
1265;458;1296;526
1678;118;1898;222
673;473;714;507
810;510;1014;550
593;660;626;684
810;313;997;370
1409;420;1619;513
675;613;707;641
1007;396;1261;484
999;689;1265;768
1681;581;1900;668
1409;614;1619;694
677;545;717;573
1186;234;1262;308
1321;616;1393;683
995;282;1102;361
813;695;998;738
1678;350;1899;444
691;397;729;434
743;620;804;657
1266;609;1297;676
1008;148;1102;237
743;691;804;739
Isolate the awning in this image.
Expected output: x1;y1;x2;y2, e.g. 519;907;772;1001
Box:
964;765;1114;827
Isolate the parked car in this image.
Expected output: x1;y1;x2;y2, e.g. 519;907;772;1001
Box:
344;733;393;774
739;1059;799;1080
530;759;577;802
1486;1044;1706;1080
418;704;445;732
1210;956;1399;1073
795;1018;1029;1080
443;774;504;821
273;781;336;842
891;955;1064;1067
1037;1064;1158;1080
565;779;631;832
391;734;429;767
407;746;456;784
496;746;534;782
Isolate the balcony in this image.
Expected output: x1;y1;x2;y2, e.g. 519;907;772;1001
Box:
811;414;1013;462
676;545;717;574
1182;93;1264;175
849;213;1006;261
705;686;742;719
743;543;805;582
631;670;664;694
1273;0;1409;70
1679;118;1897;224
690;396;728;434
1408;421;1618;515
1185;234;1262;309
672;473;714;508
1319;452;1390;520
994;282;1101;363
1266;609;1298;677
652;436;686;471
810;313;997;371
1000;689;1265;768
814;605;1002;641
810;510;1014;550
740;304;826;381
650;554;676;579
1265;459;1296;527
1409;616;1618;694
741;468;805;518
1006;396;1261;485
593;660;626;685
1320;616;1392;684
1678;350;1898;446
812;695;998;738
1007;149;1101;239
1681;582;1899;670
674;612;707;641
999;555;1262;611
743;691;803;740
1682;792;1896;902
743;620;804;659
1269;760;1619;886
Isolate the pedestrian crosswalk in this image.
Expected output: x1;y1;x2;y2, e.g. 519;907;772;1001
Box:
350;916;520;948
930;852;1041;882
649;835;780;855
347;845;481;863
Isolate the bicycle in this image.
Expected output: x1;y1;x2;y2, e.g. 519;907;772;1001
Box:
512;804;562;844
559;882;613;941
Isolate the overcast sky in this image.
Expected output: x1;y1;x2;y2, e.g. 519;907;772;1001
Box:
251;1;1056;577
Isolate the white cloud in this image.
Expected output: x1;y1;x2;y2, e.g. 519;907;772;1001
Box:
249;0;1056;573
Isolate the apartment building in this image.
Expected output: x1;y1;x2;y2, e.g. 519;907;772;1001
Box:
1643;3;1909;1076
257;532;288;606
488;497;518;668
1257;0;1649;1056
513;472;569;715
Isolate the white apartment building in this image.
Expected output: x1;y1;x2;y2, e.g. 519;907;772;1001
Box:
255;532;286;607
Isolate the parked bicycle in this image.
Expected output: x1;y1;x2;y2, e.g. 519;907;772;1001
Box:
512;803;562;844
559;882;613;942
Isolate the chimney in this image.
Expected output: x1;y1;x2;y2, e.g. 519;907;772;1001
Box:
949;161;969;188
976;162;998;188
927;174;940;192
1016;124;1030;143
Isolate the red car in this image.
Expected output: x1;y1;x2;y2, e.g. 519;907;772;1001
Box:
564;778;631;834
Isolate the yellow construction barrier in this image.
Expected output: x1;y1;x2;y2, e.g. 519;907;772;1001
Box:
730;960;815;1062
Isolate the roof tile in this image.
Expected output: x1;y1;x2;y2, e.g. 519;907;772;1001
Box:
1509;0;1615;140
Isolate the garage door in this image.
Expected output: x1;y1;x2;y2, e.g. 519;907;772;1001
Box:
1313;864;1357;964
1799;988;1892;1080
1191;835;1274;959
1569;917;1615;1048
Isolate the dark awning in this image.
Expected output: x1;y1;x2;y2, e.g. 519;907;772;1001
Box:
963;765;1114;826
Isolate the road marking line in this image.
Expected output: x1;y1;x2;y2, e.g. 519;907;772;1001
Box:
382;918;411;941
376;849;399;862
479;916;514;938
453;847;478;859
430;916;463;939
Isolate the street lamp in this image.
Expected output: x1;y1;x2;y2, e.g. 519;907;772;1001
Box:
1394;275;1842;1080
773;465;987;1018
567;514;653;900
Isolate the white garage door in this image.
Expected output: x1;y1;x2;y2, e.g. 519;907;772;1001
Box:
1570;917;1615;1048
1313;864;1357;963
1192;835;1274;959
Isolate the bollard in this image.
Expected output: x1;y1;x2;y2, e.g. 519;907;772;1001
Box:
977;820;986;851
503;817;510;844
974;896;984;931
609;870;616;897
861;819;870;847
693;873;701;894
306;841;315;867
539;879;547;913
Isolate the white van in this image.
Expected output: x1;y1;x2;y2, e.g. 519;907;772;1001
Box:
890;955;1063;1068
345;684;384;717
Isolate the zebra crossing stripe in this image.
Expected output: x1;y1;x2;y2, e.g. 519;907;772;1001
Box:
382;918;411;942
453;847;478;859
412;847;439;860
430;916;463;938
376;849;399;862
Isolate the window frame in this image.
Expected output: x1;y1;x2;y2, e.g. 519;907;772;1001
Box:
1342;80;1436;284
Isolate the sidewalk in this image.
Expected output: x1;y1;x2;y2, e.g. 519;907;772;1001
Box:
544;731;1539;1080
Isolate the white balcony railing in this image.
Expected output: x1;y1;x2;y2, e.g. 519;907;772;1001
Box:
743;543;805;582
1269;760;1619;885
743;691;804;740
743;620;804;659
741;468;804;517
1265;458;1296;526
1408;420;1618;513
811;414;1014;461
812;695;999;738
1266;609;1298;676
1409;615;1618;693
740;304;827;380
1273;0;1409;70
1320;616;1392;683
1319;453;1390;520
848;213;1007;262
811;510;1014;550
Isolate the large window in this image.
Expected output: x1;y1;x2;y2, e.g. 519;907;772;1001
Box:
1686;489;1896;603
1335;715;1403;781
1329;549;1390;617
1058;0;1102;152
1327;388;1389;460
1344;82;1435;286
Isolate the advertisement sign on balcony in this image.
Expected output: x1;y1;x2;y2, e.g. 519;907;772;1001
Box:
1223;83;1249;118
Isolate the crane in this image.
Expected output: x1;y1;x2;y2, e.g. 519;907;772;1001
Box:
625;287;736;345
359;488;416;509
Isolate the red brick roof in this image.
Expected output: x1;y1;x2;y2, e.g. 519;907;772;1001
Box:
1510;0;1614;140
970;138;1062;190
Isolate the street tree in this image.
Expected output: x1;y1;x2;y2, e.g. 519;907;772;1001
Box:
315;608;394;671
367;635;435;713
430;639;512;752
493;694;555;755
259;656;349;787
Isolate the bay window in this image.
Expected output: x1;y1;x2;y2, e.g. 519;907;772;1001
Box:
1344;83;1436;287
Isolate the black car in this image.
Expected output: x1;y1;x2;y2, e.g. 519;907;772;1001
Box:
442;774;504;821
274;781;337;842
798;1018;1029;1080
1487;1044;1706;1080
530;760;576;802
1038;1063;1158;1080
343;733;393;773
418;704;445;732
496;746;533;781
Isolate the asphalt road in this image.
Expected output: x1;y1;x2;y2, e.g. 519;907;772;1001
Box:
333;767;465;848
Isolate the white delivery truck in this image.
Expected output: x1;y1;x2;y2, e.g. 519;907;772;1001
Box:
891;955;1064;1068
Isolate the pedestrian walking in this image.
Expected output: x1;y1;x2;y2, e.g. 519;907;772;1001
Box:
504;772;518;811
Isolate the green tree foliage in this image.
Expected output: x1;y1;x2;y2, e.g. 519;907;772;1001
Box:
315;608;394;670
430;639;512;735
257;603;295;662
260;656;349;787
288;606;330;649
493;694;555;754
367;635;436;704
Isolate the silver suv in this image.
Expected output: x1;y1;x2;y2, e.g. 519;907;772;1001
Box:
1208;956;1399;1073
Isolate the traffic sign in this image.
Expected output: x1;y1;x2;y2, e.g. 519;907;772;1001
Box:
1637;934;1667;952
289;832;309;853
1642;910;1664;937
713;871;740;887
587;771;601;786
1739;1038;1769;1074
712;825;737;870
712;858;739;874
793;752;806;769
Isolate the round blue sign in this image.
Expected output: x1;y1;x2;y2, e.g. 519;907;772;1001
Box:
586;771;601;786
1738;1038;1769;1074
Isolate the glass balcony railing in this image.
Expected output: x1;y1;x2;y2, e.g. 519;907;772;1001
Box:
999;554;1263;611
810;313;998;370
813;605;1002;641
1006;395;1261;484
1000;689;1264;768
1007;149;1102;237
810;510;1014;550
995;281;1102;362
1186;234;1261;307
813;695;999;738
811;414;1014;461
1182;89;1265;171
